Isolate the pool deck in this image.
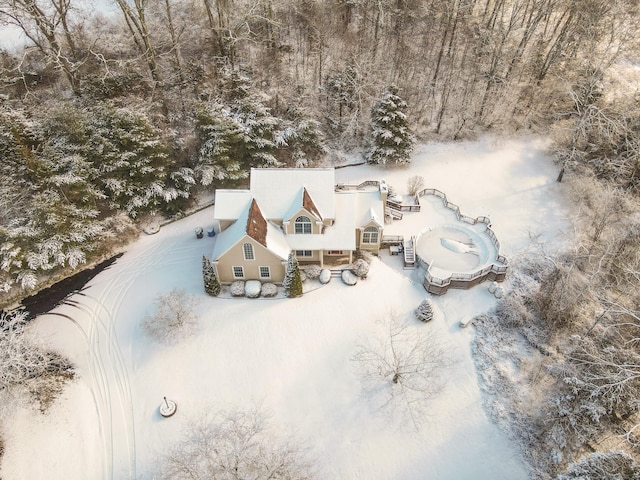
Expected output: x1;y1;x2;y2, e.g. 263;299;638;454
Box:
380;193;507;295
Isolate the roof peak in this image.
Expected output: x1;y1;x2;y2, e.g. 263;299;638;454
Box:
302;187;323;221
246;199;268;247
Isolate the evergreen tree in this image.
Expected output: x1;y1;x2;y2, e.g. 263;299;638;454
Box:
368;86;414;166
283;252;303;298
275;106;326;167
86;105;176;217
202;255;221;296
194;101;247;186
231;92;280;169
219;70;281;169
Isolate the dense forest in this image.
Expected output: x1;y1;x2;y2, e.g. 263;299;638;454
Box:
0;0;638;304
1;2;640;476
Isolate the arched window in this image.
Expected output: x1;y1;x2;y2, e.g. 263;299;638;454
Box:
362;226;379;244
295;215;312;234
243;242;255;260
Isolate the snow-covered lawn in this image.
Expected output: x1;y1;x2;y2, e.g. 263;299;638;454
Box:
1;136;569;480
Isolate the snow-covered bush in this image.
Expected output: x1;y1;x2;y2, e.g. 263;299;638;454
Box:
245;281;261;298
494;293;533;328
415;299;434;323
299;270;307;283
341;270;357;286
261;283;277;297
319;269;331;284
143;289;200;344
230;281;246;297
303;264;322;280
351;259;369;278
0;309;74;411
558;451;640;479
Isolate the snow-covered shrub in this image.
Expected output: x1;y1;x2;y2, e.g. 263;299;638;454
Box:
245;280;261;298
230;281;246;297
319;269;331;284
261;283;277;297
0;309;74;410
299;270;307;283
415;299;434;322
303;264;322;280
351;259;369;278
341;270;357;286
558;451;640;480
143;289;200;344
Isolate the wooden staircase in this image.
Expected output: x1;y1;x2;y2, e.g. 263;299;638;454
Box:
403;236;416;268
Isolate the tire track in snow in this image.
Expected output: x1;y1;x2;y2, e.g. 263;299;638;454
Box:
40;311;108;477
55;231;212;479
60;239;167;479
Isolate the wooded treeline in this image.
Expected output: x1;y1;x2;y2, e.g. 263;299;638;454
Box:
0;0;639;304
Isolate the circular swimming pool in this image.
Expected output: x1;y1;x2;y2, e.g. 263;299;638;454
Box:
415;226;489;273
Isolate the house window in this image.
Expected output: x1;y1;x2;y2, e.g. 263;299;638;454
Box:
232;266;244;279
362;227;379;244
327;250;343;255
243;243;255;260
259;266;271;279
295;250;313;257
294;216;312;234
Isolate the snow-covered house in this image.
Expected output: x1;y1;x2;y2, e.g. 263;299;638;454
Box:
211;168;386;284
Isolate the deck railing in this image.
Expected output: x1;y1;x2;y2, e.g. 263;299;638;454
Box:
415;187;508;294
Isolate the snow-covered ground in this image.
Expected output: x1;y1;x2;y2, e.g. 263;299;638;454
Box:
1;136;570;479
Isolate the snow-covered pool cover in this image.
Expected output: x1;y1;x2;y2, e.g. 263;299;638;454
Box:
416;225;494;274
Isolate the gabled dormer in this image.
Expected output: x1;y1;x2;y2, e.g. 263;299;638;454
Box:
283;187;326;235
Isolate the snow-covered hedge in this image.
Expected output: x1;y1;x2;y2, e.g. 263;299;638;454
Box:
261;283;277;297
230;281;246;297
351;259;369;278
245;281;261;298
341;270;357;286
299;270;307;282
303;264;322;280
319;269;331;284
415;299;434;322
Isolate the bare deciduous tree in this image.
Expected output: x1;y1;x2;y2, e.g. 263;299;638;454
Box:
142;289;199;344
353;308;452;429
407;175;425;197
156;406;314;480
0;0;83;94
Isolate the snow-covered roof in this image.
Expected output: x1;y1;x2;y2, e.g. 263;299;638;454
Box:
214;189;252;220
356;191;384;227
212;199;290;261
250;168;335;220
285;193;357;250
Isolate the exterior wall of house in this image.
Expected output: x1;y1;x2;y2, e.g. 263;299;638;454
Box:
284;208;324;235
356;221;383;253
322;250;352;265
213;235;286;284
294;249;321;264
